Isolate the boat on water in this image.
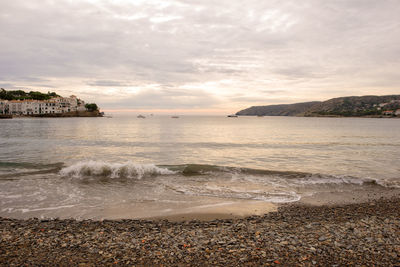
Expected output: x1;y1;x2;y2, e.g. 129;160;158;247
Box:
0;114;12;119
227;114;238;117
137;115;146;118
171;116;179;118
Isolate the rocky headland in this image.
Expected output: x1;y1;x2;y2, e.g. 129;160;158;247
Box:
236;95;400;117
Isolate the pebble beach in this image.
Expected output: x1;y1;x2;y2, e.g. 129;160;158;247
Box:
1;197;399;266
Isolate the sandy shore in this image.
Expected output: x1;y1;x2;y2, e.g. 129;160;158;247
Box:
1;197;399;266
149;200;277;222
98;200;278;222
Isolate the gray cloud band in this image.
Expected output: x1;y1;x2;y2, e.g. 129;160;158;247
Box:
1;0;399;110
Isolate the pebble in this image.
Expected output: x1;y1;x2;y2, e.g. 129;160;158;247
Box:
318;236;327;241
1;198;399;266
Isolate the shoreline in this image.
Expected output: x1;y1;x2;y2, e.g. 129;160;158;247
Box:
14;111;102;118
148;200;277;222
1;111;103;119
1;197;399;266
237;114;399;118
148;187;400;222
2;187;399;221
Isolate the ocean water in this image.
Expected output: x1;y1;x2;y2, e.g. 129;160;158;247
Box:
0;115;399;219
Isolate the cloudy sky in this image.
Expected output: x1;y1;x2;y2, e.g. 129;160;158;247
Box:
1;0;399;114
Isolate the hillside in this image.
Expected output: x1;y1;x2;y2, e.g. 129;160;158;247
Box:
236;102;320;116
236;95;400;117
0;88;61;101
304;95;400;117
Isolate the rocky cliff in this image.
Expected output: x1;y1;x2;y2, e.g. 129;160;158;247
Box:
236;95;400;117
236;102;320;116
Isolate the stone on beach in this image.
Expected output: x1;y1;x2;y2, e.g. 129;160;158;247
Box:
0;198;399;266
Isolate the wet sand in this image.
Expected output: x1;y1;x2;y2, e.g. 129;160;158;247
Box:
150;187;400;222
299;187;400;206
98;199;277;221
150;200;277;222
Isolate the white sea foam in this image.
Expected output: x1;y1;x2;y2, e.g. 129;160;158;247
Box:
20;205;77;213
60;161;176;179
168;184;301;203
289;175;400;188
233;173;399;188
290;175;367;186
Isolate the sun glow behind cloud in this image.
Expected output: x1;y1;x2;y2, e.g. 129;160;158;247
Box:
1;0;400;114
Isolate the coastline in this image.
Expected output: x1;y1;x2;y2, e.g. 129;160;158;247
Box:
9;111;103;118
1;197;399;266
148;200;277;222
237;114;399;118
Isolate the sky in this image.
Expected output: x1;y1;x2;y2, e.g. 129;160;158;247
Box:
1;0;399;114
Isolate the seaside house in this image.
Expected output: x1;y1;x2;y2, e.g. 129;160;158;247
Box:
21;100;37;115
0;100;8;114
0;95;88;115
382;110;394;116
395;109;400;116
51;95;85;113
9;100;24;115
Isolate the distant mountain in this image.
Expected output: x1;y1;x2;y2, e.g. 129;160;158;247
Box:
304;95;400;117
236;95;400;117
236;101;320;116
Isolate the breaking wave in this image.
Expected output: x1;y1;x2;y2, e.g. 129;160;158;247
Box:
57;162;400;188
166;164;399;188
60;161;176;179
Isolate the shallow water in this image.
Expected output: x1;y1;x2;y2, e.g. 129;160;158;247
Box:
0;115;399;219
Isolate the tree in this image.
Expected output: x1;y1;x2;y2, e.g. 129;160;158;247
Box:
0;88;6;99
48;92;59;97
85;103;98;112
29;91;50;100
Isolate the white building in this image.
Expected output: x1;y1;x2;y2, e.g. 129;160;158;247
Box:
23;100;58;115
9;100;23;115
0;100;8;114
0;96;88;115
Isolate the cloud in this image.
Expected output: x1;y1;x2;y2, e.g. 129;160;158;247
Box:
0;0;399;112
0;83;15;89
100;88;221;109
259;90;287;95
87;80;133;87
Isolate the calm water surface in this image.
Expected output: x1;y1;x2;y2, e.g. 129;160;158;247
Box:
0;115;399;219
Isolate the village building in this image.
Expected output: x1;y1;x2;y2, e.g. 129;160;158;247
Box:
0;95;87;115
0;100;9;114
9;100;23;115
382;110;394;116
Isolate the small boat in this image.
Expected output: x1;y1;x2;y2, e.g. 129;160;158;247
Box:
137;115;146;118
171;116;179;118
227;114;238;118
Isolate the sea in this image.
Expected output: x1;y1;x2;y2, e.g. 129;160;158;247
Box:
0;115;399;219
